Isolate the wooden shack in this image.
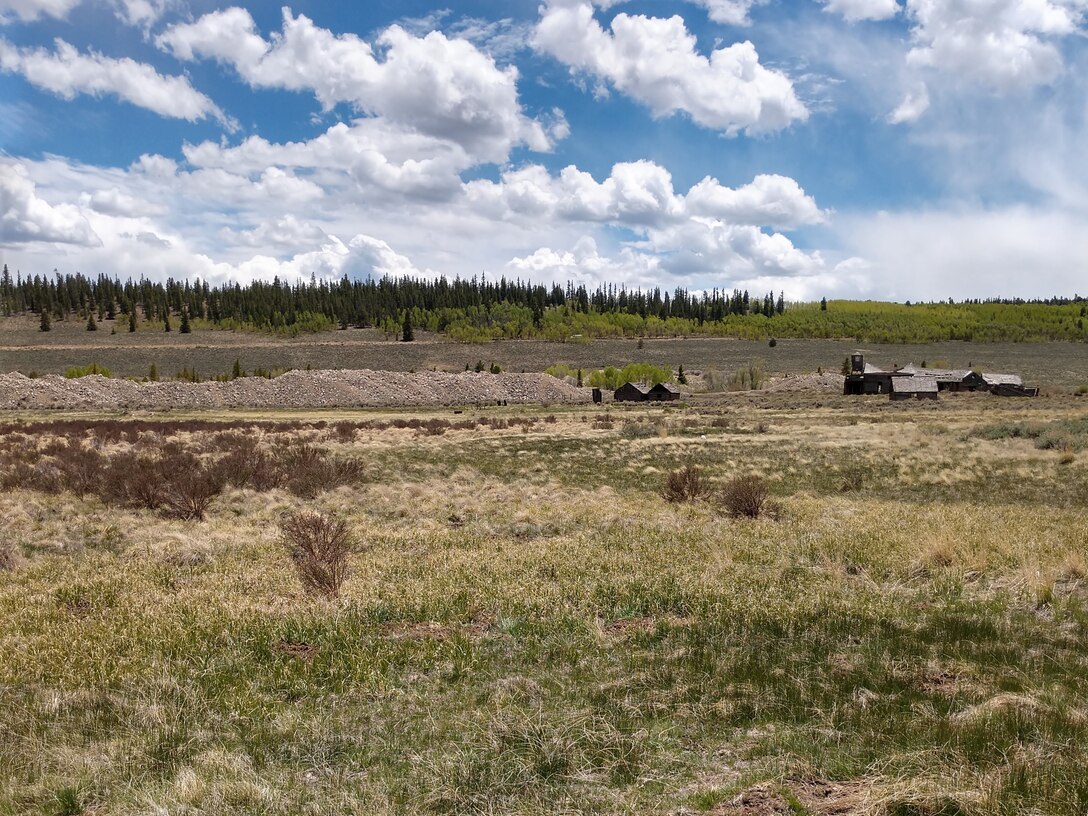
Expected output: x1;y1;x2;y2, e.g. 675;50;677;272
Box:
648;382;680;401
843;353;910;395
899;364;983;392
890;375;939;400
614;382;650;402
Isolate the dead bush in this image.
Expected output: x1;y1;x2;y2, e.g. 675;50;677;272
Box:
279;511;360;598
0;542;15;571
279;444;365;498
56;446;104;499
720;475;771;519
662;464;711;503
215;436;285;490
100;452;166;509
159;465;226;521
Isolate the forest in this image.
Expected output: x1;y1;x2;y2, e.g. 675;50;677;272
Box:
2;266;1086;344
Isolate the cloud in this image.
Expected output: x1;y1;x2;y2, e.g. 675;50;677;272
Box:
685;174;826;228
0;161;100;246
507;236;664;287
157;7;555;162
0;37;234;127
887;82;930;122
0;0;79;22
691;0;763;26
832;206;1088;299
904;0;1087;93
532;0;807;136
821;0;901;21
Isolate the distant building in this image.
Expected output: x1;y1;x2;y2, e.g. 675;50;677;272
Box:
614;382;651;402
647;382;681;401
844;353;1036;399
890;375;939;400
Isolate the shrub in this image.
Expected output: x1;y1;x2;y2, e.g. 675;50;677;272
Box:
159;463;226;521
279;444;366;498
65;362;111;379
662;465;711;503
215;436;284;490
56;446;104;498
728;361;767;391
279;511;359;598
720;475;770;518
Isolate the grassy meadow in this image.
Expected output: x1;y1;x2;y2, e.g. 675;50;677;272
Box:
2;394;1088;814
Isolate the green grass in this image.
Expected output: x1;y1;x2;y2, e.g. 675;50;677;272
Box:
1;401;1088;814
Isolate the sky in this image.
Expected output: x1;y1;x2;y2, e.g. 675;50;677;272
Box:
1;0;1087;301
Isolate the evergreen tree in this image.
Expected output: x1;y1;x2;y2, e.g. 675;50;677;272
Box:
401;312;414;341
86;312;97;331
232;358;243;379
128;310;137;332
180;308;191;334
820;297;827;311
164;313;171;332
149;363;158;381
577;368;583;387
677;365;687;385
39;310;51;332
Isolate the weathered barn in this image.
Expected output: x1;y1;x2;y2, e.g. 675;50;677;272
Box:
890;375;939;400
898;364;983;392
614;382;650;401
648;382;681;401
843;353;911;395
844;354;1036;398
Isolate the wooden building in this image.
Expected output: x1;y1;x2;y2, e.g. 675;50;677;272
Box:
614;382;651;402
648;382;681;401
890;375;939;400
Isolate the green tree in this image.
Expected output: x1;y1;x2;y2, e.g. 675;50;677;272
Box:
401;312;414;342
39;310;51;332
86;312;97;331
677;364;687;385
180;308;191;334
149;363;158;381
576;368;583;387
164;313;171;333
128;310;137;332
232;358;243;379
820;297;827;311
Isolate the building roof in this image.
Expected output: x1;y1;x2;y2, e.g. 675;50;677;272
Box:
863;363;885;374
891;375;939;393
650;382;680;393
899;364;975;383
616;382;650;394
982;372;1023;386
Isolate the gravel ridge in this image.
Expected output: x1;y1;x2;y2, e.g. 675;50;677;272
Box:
0;369;592;410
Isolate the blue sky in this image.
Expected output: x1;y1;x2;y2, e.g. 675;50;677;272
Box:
2;0;1087;300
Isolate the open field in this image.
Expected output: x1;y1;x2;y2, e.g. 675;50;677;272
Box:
2;394;1088;814
3;316;1088;387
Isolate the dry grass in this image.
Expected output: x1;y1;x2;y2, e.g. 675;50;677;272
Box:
1;398;1088;814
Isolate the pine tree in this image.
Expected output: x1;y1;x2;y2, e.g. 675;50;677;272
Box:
149;363;158;381
164;313;171;332
232;358;243;379
39;310;51;332
86;312;97;331
180;308;191;334
677;365;687;385
128;310;137;332
820;297;828;311
401;312;414;341
577;368;583;387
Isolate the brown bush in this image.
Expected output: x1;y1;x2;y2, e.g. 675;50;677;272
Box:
662;464;711;503
279;511;360;597
159;464;226;521
279;444;365;498
0;542;15;571
215;436;285;491
100;452;165;509
56;446;104;499
720;475;770;518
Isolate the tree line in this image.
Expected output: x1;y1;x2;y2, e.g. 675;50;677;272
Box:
1;265;1085;343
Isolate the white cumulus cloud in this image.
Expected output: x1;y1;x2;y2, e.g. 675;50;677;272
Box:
821;0;901;21
0;37;233;126
532;0;807;136
158;7;555;163
1;161;100;246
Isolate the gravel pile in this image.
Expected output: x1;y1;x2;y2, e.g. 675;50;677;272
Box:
762;372;845;393
0;369;592;411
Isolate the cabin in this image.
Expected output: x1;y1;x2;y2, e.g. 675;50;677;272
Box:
648;382;681;401
844;353;1036;399
614;382;650;402
890;375;939;401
